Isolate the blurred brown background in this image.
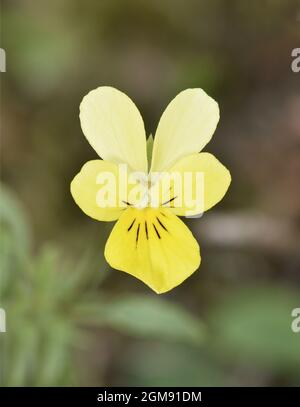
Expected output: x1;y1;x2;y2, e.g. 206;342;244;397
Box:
1;0;300;386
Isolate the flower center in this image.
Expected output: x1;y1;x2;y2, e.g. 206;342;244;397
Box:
134;190;150;209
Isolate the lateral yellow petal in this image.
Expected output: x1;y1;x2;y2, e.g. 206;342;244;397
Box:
150;89;219;172
153;153;231;217
80;86;148;172
71;160;131;222
104;208;201;293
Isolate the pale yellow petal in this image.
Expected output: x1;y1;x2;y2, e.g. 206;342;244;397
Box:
104;207;200;293
151;89;219;172
150;153;231;216
80;86;148;172
70;160;134;222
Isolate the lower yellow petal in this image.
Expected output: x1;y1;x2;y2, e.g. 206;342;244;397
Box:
104;207;200;293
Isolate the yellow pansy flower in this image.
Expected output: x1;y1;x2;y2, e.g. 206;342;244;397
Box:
71;87;231;294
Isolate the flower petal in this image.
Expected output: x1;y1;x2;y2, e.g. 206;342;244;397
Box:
150;89;219;172
104;207;200;293
80;86;148;172
71;160;132;222
152;153;231;217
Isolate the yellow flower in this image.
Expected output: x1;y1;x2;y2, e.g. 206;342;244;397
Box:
71;87;231;294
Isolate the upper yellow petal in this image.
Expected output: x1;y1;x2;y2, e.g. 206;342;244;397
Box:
150;88;219;172
104;207;201;293
80;86;148;172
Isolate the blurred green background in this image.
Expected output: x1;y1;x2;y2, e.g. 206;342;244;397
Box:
1;0;300;386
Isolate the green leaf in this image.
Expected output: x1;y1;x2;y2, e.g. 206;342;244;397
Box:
0;184;31;297
3;321;38;386
211;284;300;371
119;342;227;386
36;320;74;386
101;295;206;346
0;183;31;257
146;135;154;169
